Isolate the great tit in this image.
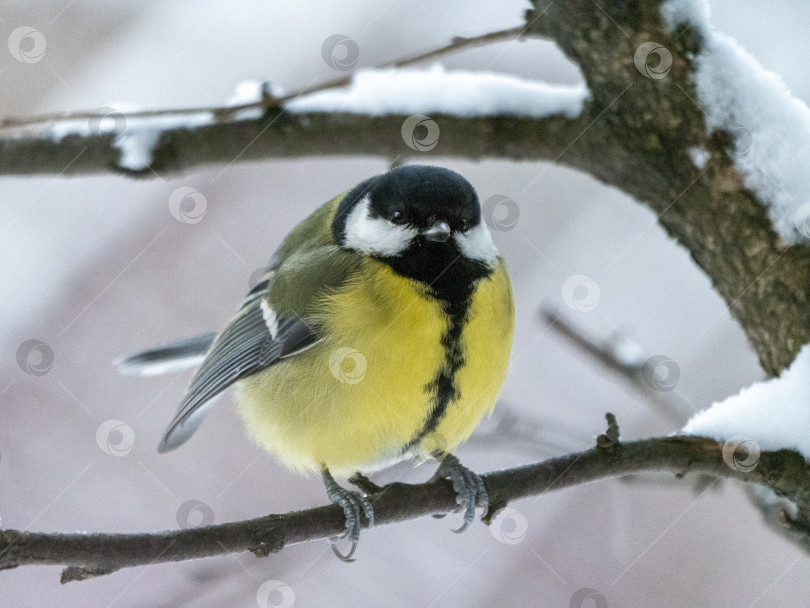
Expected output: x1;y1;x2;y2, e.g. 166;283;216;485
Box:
118;165;515;560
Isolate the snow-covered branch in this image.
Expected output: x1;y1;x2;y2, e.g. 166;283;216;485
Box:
523;0;810;377
0;67;588;175
5;418;810;582
0;26;580;174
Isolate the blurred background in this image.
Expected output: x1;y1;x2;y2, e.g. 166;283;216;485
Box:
2;1;809;606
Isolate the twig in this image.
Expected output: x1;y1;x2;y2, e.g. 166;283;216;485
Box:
542;306;810;555
541;307;696;426
0;26;533;130
3;431;810;582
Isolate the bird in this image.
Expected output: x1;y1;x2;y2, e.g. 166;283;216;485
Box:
117;164;515;560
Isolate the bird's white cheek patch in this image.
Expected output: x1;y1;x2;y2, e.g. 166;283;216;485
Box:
343;196;417;256
454;221;499;261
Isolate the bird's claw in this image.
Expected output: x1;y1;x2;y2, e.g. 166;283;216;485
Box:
323;470;374;562
432;453;488;533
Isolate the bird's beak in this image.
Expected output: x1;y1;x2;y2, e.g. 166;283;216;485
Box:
421;220;451;243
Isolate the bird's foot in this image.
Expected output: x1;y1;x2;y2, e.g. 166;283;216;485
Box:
348;472;384;496
431;453;488;533
322;469;374;562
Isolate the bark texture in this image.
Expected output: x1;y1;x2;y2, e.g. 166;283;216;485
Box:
2;432;809;582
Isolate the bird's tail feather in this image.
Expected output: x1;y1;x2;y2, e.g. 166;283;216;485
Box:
115;332;216;376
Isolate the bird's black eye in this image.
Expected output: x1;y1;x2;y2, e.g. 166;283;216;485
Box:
391;210;405;224
458;219;469;232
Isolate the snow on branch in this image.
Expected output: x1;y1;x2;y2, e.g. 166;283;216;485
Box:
684;345;810;459
662;0;810;245
285;66;587;118
4;419;810;582
518;0;810;378
0;26;589;175
13;67;587;174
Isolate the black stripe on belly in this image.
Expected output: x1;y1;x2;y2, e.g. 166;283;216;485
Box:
403;296;471;452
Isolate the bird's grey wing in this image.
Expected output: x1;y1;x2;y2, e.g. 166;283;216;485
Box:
157;243;360;453
158;298;319;453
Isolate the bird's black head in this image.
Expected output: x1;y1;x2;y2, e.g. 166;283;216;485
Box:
333;165;498;302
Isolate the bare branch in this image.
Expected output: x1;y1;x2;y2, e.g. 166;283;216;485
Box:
3;429;810;582
539;306;810;554
0;25;535;129
541;306;695;426
0;111;592;178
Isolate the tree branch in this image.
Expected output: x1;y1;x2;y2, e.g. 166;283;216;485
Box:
520;0;810;376
0;25;560;178
0;25;534;130
0;112;591;177
4;425;810;582
541;306;696;426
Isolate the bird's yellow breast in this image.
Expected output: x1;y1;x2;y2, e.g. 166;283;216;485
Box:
236;258;514;477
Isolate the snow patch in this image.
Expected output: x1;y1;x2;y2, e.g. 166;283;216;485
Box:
688;146;710;169
683;344;810;461
114;130;163;171
49;112;214;171
225;80;285;121
226;80;284;106
227;80;266;106
661;0;710;31
111;114;213;171
287;65;589;119
663;0;810;244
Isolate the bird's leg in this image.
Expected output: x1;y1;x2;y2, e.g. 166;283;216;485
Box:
430;452;488;533
322;468;375;562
